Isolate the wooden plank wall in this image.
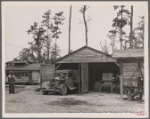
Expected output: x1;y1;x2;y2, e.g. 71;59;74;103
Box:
32;71;40;83
56;48;116;63
41;64;55;84
123;62;144;86
123;63;138;79
81;63;89;93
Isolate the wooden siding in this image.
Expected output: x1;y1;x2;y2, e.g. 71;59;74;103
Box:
56;47;116;63
32;71;40;83
123;63;144;86
41;64;55;83
123;63;138;79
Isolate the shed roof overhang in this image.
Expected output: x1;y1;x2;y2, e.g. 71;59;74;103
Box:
112;49;144;59
112;49;144;63
6;63;41;71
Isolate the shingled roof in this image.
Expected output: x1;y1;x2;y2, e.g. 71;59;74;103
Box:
112;49;144;59
6;63;41;71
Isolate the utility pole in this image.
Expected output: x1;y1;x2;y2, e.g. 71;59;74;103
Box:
68;5;72;53
130;6;133;49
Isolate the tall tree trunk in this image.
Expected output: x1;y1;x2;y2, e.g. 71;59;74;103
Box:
120;6;123;50
112;37;115;52
47;40;50;63
55;22;59;60
83;6;88;46
129;6;133;49
47;28;50;63
38;45;41;63
68;5;72;53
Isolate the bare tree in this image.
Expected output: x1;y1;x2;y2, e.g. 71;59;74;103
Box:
80;5;90;46
100;40;109;54
108;30;118;53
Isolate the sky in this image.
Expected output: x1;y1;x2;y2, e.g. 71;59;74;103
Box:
2;2;147;62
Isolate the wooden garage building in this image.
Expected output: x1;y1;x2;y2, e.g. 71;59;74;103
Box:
113;49;144;98
54;46;119;93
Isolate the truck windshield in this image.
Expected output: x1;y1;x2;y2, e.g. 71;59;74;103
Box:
55;73;67;78
68;72;73;77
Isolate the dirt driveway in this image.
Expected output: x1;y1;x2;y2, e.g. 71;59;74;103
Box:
5;85;144;113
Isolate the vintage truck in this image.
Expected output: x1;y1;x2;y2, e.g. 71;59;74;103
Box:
41;70;79;95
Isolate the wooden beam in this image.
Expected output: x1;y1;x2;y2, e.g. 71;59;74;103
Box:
81;63;89;93
55;64;61;70
139;62;144;79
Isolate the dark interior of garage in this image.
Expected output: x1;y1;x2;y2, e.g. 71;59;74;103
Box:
55;62;119;92
88;62;119;91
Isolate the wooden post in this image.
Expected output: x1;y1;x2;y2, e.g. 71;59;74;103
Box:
119;60;123;99
40;64;42;89
78;63;81;93
81;63;89;93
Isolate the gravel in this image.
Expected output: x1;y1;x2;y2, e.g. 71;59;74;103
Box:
5;85;144;113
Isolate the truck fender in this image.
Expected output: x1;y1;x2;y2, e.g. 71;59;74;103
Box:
65;82;77;91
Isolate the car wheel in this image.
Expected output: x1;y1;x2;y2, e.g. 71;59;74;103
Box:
60;84;67;95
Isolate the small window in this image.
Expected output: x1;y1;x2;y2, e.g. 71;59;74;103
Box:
61;73;67;77
25;72;29;77
17;72;21;78
21;72;24;77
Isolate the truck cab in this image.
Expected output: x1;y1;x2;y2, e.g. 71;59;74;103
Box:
42;70;79;95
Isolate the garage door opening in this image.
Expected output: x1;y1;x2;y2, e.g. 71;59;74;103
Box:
88;63;119;91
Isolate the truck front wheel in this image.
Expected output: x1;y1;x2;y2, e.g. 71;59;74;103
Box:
42;90;48;95
60;84;67;95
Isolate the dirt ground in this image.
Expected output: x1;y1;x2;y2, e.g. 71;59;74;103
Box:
5;85;144;113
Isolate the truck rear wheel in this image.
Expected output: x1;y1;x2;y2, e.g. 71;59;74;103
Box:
60;84;67;95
